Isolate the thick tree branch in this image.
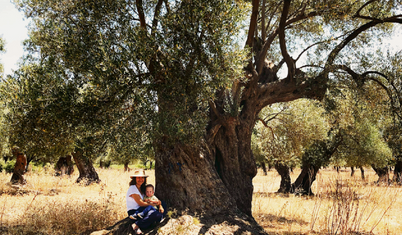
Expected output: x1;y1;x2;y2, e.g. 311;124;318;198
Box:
360;73;402;120
298;64;324;70
151;0;164;37
136;0;146;29
209;100;221;119
263;1;282;36
354;0;377;18
258;2;325;72
261;0;266;40
259;9;331;67
278;0;295;80
325;17;402;71
335;64;402;120
286;8;320;25
245;0;260;49
258;29;278;71
256;15;402;115
294;30;351;62
255;75;326;113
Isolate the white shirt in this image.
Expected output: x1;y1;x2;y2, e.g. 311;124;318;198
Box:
126;185;144;211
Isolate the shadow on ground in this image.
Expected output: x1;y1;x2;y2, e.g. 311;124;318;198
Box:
89;210;268;235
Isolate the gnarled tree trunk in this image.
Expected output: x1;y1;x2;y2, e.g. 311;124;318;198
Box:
210;119;257;216
150;0;329;217
275;162;291;193
290;137;341;195
72;149;100;184
10;148;27;185
291;164;320;195
154;79;259;217
155;142;235;214
372;165;390;184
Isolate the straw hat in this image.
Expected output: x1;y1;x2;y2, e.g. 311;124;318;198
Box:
130;169;149;178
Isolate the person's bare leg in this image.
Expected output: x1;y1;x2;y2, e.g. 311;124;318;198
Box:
131;224;142;234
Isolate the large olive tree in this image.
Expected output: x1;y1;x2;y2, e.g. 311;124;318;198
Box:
11;1;401;232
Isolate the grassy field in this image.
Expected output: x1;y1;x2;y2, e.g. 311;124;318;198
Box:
0;166;400;234
253;168;401;234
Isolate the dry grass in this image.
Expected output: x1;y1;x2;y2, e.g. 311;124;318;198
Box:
253;168;402;235
0;167;156;235
0;166;400;234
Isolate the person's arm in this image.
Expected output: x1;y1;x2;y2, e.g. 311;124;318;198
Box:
147;198;160;204
130;194;154;207
153;196;164;213
159;204;164;213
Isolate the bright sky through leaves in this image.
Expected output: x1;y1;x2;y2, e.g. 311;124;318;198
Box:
0;0;401;77
0;0;29;76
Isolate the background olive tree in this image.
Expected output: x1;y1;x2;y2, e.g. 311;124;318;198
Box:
254;99;330;193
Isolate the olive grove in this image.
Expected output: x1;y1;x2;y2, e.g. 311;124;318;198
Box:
1;0;401;232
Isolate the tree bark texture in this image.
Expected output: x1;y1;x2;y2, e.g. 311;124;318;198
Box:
155;142;236;215
155;76;258;216
10;148;27;185
275;162;291;193
210;119;257;216
72;149;100;184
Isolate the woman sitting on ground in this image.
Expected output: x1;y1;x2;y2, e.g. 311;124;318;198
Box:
126;170;163;234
